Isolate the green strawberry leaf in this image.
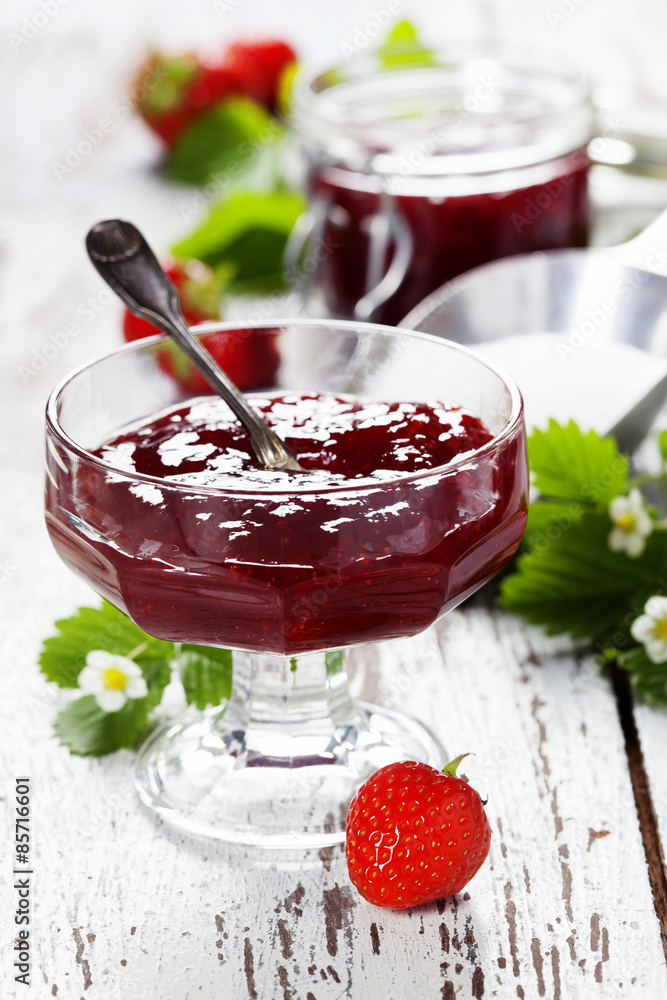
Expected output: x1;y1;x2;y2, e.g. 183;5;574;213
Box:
176;644;232;709
54;695;154;757
140;656;174;702
659;430;667;464
524;498;586;545
171;188;306;294
615;646;667;705
499;420;667;703
52;653;171;756
378;20;438;68
499;511;667;642
166;98;280;185
139;53;199;115
528;420;628;504
40;601;237;754
39;600;172;689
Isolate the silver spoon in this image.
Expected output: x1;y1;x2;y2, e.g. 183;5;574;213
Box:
86;219;305;473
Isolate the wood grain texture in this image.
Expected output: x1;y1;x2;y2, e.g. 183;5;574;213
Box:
635;701;667;860
3;1;667;996
3;549;667;998
632;696;667;957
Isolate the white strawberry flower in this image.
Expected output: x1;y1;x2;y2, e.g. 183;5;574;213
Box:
631;596;667;663
607;489;652;558
78;650;148;712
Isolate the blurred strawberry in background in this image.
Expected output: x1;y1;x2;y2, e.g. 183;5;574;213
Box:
125;37;297;390
122;257;221;341
122;257;280;392
223;40;298;110
135;40;297;148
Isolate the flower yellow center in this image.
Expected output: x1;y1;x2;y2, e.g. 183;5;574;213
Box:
617;512;637;533
653;618;667;641
103;667;128;691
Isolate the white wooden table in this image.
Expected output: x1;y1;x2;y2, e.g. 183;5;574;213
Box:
2;1;667;997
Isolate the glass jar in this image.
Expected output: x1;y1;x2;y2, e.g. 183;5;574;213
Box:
291;48;594;325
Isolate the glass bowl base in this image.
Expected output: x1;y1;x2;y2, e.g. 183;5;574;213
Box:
134;700;445;849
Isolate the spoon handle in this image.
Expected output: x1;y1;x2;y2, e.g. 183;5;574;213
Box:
86;220;303;472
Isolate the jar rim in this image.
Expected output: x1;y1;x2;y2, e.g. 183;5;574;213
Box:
292;45;594;178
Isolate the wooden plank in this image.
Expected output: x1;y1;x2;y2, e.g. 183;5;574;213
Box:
3;3;667;995
3;512;667;999
631;695;667;958
635;700;667;859
363;613;667;997
0;203;665;998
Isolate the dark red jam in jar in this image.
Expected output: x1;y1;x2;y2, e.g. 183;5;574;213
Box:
293;50;593;324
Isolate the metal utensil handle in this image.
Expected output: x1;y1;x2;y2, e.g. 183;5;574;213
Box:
353;201;413;323
86;220;303;473
282;194;413;322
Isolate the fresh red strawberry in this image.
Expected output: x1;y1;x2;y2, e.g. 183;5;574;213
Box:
346;755;491;909
189;327;281;392
223;40;297;110
122;258;221;345
123;257;219;393
135;53;201;147
185;64;248;113
134;41;296;146
122;260;280;393
135;52;246;147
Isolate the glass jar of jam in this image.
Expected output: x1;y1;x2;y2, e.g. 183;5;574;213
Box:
291;48;594;325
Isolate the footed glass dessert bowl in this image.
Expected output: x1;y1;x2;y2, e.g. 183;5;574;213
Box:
45;320;527;847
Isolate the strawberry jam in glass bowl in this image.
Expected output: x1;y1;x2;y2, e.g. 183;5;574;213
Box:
45;320;527;847
291;49;593;324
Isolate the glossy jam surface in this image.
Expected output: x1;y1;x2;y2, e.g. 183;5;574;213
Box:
313;153;590;324
46;393;528;653
99;394;494;487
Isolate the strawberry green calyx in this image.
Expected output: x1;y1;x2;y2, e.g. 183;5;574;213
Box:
139;53;200;116
179;264;223;320
442;752;472;780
